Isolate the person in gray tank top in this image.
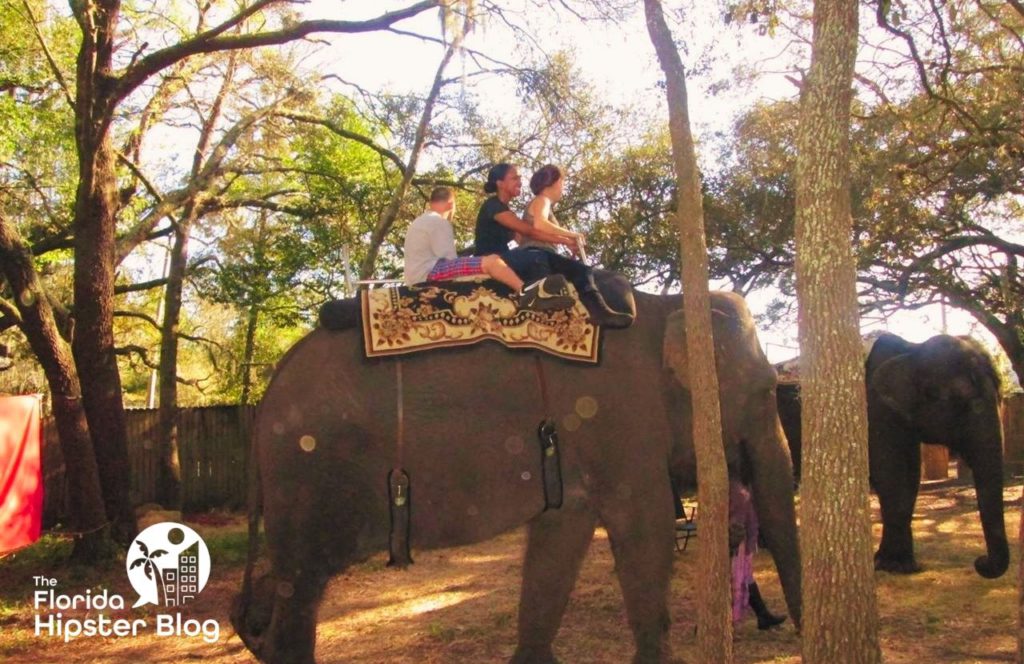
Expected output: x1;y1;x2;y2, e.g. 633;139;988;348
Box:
518;165;585;257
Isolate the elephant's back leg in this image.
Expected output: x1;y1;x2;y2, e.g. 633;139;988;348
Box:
512;495;598;663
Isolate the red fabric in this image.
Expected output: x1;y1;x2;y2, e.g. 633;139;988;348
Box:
0;395;43;553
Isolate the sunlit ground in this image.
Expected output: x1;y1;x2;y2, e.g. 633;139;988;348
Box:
0;481;1020;663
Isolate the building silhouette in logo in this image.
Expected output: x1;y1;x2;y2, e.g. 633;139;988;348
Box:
163;541;200;607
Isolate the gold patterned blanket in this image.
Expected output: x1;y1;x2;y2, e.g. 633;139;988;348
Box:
361;281;600;363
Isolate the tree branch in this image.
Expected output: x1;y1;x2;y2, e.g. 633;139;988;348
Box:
113;1;440;105
115;278;168;295
19;0;76;111
114;309;160;330
276;112;408;173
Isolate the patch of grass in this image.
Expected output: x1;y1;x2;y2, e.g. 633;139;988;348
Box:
427;621;458;643
492;611;513;629
204;530;258;566
0;535;79;616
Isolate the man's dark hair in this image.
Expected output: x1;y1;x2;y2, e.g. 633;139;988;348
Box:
529;164;562;195
430;186;454;203
484;163;514;194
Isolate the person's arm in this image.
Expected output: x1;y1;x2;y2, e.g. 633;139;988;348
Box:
527;196;580;242
493;209;575;248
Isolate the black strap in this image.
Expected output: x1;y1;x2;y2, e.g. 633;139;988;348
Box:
534;357;564;511
387;360;413;567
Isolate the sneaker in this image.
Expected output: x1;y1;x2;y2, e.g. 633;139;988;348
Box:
515;275;574;312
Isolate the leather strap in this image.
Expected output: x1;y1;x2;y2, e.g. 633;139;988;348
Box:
533;356;563;511
387;360;413;567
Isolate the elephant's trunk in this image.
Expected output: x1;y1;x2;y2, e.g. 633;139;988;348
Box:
747;417;802;628
965;423;1009;579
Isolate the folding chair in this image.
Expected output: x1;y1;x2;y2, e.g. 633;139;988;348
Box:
674;503;697;552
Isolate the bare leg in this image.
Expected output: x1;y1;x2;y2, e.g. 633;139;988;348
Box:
482;254;525;291
511;504;598;663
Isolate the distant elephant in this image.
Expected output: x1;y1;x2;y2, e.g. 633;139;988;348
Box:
776;333;1007;578
868;333;1006;578
231;287;801;664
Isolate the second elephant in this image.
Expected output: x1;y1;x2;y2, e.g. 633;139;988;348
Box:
777;332;1007;578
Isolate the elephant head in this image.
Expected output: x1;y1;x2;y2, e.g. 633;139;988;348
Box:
867;333;1007;578
662;292;802;626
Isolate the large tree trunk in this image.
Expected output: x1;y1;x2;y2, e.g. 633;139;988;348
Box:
643;1;732;659
794;0;880;661
72;2;137;543
71;137;138;544
0;216;113;561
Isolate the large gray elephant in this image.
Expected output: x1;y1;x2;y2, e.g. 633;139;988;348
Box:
867;332;1007;578
777;332;1006;578
231;287;801;663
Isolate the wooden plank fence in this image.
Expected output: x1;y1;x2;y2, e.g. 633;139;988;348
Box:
42;405;256;523
1003;393;1024;476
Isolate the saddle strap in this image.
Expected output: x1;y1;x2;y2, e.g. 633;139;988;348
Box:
387;360;413;567
534;357;564;511
387;468;413;567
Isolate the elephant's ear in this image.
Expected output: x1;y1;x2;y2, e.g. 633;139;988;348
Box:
869;354;918;415
663;310;690;390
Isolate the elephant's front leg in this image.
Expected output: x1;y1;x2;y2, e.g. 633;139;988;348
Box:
871;417;923;574
600;481;675;664
511;499;598;664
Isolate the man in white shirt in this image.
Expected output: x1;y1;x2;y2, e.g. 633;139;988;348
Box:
403;187;572;311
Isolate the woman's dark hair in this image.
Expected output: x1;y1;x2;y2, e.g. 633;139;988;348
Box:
484;163;514;194
530;164;562;195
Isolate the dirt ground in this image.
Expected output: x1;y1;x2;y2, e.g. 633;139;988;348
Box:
1;482;1020;663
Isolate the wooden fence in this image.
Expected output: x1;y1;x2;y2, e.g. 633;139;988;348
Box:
1003;393;1024;476
42;405;256;523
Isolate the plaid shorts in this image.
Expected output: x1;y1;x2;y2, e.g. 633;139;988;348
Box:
427;256;485;281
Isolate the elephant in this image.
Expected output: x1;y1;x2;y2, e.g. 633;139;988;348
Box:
231;285;802;664
776;332;1007;578
868;332;1006;577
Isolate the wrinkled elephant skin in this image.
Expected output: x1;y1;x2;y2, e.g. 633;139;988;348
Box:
231;290;801;664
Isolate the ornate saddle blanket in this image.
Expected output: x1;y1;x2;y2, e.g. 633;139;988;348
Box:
360;280;601;363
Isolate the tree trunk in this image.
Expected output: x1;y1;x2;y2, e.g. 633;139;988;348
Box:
240;305;259;406
0;215;113;562
794;1;880;662
156;221;187;508
156;53;237;509
71;137;138;545
643;1;732;659
70;0;138;545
